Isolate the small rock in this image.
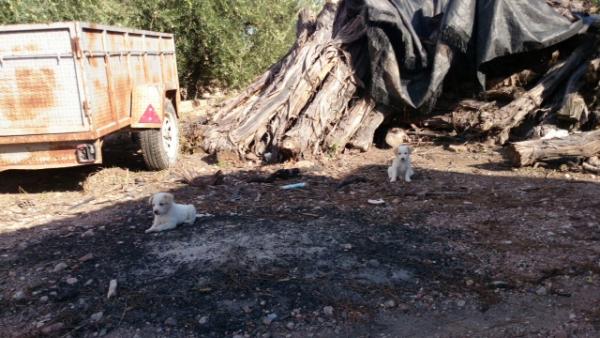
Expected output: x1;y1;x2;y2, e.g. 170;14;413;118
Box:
447;144;467;153
40;296;49;303
164;317;177;326
367;259;380;267
242;305;252;313
569;313;576;320
13;290;26;301
536;286;548;296
263;313;278;325
263;152;273;163
456;300;466;307
286;322;295;330
397;303;410;312
81;230;95;238
323;306;334;316
107;279;118;299
66;277;78;285
90;311;103;322
198;316;208;325
588;156;600;167
489;280;510;289
79;253;94;262
383;300;396;308
295;160;315;169
41;322;64;334
53;262;68;272
385;128;407;148
340;244;353;250
465;279;474;287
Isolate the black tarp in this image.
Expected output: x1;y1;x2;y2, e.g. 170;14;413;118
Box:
351;0;591;112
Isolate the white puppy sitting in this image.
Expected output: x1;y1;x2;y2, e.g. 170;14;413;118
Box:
387;144;414;183
146;192;196;233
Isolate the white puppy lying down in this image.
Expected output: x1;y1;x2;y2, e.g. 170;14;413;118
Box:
387;144;414;183
146;192;197;233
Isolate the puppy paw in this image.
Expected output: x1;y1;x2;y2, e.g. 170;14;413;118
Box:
145;228;155;233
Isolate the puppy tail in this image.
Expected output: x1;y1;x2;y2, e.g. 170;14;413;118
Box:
196;213;213;218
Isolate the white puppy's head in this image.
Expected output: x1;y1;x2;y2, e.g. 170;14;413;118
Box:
396;144;412;162
149;192;174;216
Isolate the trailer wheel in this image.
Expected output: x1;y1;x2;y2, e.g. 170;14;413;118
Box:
139;100;180;170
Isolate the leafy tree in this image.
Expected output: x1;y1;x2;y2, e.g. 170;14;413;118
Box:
0;0;319;92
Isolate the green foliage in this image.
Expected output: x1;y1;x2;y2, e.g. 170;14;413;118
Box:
0;0;319;91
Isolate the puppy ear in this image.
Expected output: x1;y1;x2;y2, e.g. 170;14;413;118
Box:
408;146;412;154
148;195;154;205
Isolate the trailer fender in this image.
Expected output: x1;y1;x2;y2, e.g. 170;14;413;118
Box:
130;84;164;129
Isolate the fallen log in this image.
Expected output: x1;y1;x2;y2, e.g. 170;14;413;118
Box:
557;62;589;126
508;129;600;166
481;41;595;144
583;162;600;174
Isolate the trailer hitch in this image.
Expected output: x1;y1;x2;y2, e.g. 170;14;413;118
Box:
76;144;96;163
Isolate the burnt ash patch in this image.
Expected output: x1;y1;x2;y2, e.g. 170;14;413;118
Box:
1;208;475;337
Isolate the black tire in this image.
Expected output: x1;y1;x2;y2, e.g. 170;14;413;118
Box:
139;99;180;170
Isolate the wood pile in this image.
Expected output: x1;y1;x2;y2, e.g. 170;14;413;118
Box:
188;0;600;169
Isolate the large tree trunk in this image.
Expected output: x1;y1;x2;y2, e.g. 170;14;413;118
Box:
508;129;600;166
197;1;379;161
191;0;599;164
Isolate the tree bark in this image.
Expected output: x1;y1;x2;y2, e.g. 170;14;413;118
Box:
557;63;589;125
197;1;372;160
508;129;600;166
481;41;595;144
348;107;385;152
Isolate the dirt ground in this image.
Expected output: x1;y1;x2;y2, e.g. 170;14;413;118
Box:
1;140;600;338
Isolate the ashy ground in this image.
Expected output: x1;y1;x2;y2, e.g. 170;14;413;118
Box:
1;141;600;338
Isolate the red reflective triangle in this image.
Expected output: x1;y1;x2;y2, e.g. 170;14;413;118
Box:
139;104;161;123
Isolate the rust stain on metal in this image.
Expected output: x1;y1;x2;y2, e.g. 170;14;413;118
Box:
12;43;40;53
0;22;178;170
115;75;131;118
71;37;83;58
16;68;56;109
104;54;118;120
3;68;56;122
0;82;17;116
0;140;102;170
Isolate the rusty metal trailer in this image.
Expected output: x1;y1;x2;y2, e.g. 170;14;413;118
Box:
0;22;181;171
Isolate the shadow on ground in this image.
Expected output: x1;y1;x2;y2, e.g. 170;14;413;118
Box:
1;161;599;337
